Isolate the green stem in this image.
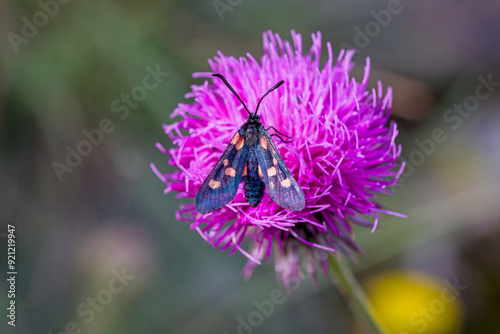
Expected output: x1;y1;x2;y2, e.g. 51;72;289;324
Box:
328;252;385;334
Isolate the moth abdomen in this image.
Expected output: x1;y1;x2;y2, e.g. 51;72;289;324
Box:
244;179;265;207
244;152;265;207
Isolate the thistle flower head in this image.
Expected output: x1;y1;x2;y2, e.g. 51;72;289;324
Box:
152;30;404;290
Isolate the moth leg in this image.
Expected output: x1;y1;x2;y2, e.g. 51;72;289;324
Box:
265;126;294;143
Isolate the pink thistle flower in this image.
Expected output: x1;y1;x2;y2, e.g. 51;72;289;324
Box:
151;30;405;290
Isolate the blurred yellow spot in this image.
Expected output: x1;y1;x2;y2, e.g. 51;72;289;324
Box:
364;271;464;334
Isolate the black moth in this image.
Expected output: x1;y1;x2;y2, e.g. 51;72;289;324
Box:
195;74;305;213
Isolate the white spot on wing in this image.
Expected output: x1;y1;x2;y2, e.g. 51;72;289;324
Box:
236;137;245;150
280;178;291;188
260;136;268;150
230;133;240;145
209;179;221;189
225;167;236;177
267;166;277;177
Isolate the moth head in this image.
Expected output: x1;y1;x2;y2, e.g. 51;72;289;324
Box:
247;113;261;123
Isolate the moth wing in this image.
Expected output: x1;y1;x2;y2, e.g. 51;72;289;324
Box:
195;132;249;213
255;131;305;211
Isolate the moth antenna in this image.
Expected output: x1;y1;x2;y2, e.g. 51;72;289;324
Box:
254;80;285;115
212;74;251;115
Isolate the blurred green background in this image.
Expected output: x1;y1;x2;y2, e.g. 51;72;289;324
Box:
1;1;500;333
